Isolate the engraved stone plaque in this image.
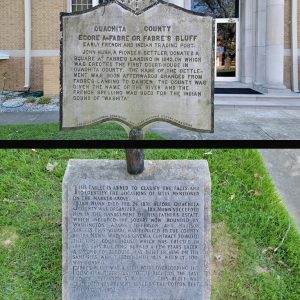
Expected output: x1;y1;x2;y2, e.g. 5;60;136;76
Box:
60;1;214;132
63;160;211;300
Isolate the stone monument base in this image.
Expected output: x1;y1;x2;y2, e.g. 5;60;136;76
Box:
63;160;211;300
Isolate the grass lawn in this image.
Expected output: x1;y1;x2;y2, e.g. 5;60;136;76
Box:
0;122;164;140
0;149;299;299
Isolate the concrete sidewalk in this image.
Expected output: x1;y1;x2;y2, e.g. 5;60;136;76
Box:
1;106;300;139
260;150;300;231
0;111;59;124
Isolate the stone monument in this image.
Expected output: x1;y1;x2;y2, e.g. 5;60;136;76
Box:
61;2;213;299
60;0;214;134
62;159;211;300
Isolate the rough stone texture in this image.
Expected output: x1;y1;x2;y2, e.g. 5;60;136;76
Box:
62;160;211;300
61;1;214;132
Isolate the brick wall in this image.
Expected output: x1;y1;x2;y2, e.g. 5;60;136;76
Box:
284;56;300;89
43;57;60;96
0;58;24;91
284;56;291;89
0;0;24;49
284;0;300;48
31;0;66;50
0;0;67;92
31;57;44;91
0;57;43;91
30;0;67;94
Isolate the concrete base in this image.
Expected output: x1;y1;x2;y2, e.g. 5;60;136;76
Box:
63;160;211;300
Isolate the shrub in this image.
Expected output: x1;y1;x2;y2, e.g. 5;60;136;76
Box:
38;96;51;105
25;96;36;104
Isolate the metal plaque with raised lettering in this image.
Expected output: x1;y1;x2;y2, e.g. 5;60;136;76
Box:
60;0;214;132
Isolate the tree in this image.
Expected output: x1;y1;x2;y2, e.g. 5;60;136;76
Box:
192;0;238;18
193;1;238;74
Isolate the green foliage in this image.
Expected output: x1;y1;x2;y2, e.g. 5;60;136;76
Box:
0;149;299;299
25;96;36;104
38;96;52;105
193;0;238;18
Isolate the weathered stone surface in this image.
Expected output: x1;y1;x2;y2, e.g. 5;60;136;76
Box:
61;1;214;132
62;160;211;300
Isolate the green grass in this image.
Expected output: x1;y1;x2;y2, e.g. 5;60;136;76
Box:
0;149;299;299
0;122;164;140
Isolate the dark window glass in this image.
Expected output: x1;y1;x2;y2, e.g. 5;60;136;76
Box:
216;23;237;77
191;0;239;18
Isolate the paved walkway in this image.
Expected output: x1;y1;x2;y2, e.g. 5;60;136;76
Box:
149;107;300;140
0;111;59;124
260;150;300;231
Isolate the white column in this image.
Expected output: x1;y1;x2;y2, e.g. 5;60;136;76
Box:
240;0;255;84
264;0;286;91
291;0;299;92
184;0;191;10
67;0;72;12
92;0;98;7
254;0;266;86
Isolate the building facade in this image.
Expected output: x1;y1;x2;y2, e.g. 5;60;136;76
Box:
0;0;299;96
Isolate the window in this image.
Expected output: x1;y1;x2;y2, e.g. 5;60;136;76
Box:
191;0;239;18
72;0;93;12
191;1;240;81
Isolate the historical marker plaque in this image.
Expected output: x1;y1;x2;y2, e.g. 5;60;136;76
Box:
63;160;211;300
60;1;214;132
